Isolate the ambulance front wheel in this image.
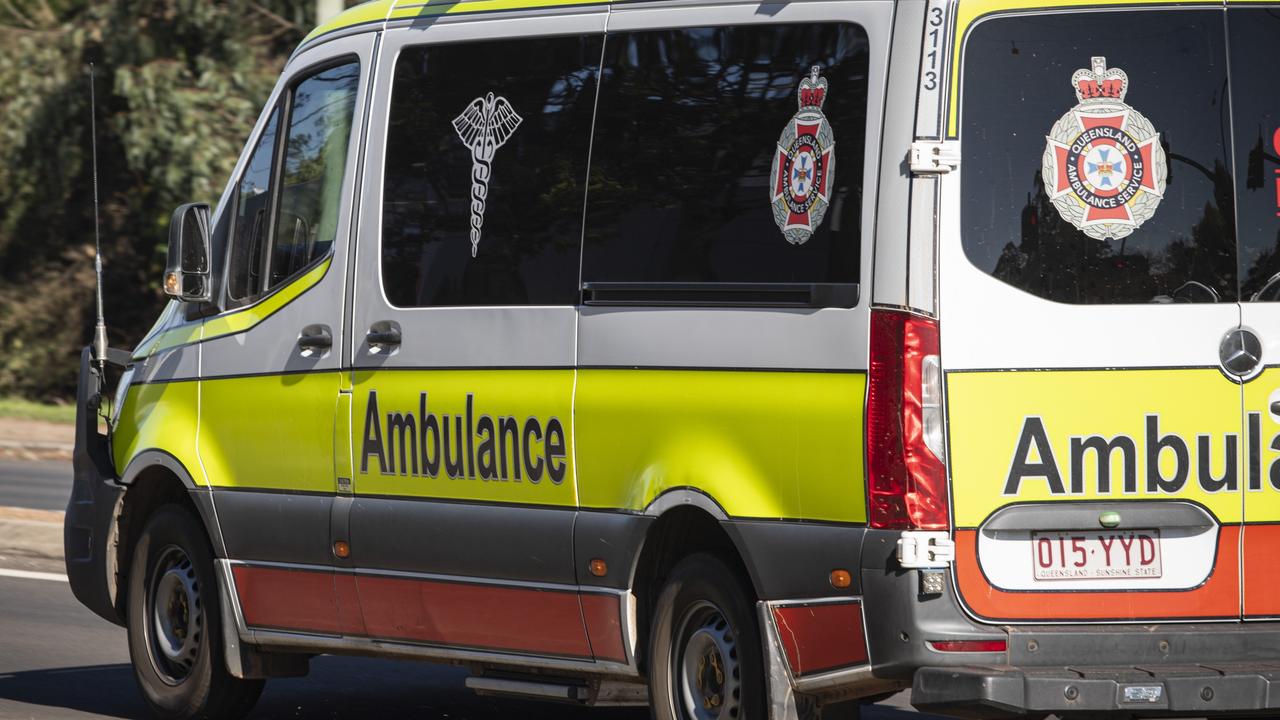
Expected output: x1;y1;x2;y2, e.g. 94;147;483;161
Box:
648;552;767;720
126;504;264;720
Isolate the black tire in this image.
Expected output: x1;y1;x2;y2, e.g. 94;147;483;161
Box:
649;552;767;720
126;504;264;720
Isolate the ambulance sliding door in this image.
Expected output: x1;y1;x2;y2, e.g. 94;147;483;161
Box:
344;15;604;660
940;6;1247;623
1227;3;1280;620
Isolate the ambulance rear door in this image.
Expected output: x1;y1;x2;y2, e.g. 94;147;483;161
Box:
1227;2;1280;621
939;4;1245;623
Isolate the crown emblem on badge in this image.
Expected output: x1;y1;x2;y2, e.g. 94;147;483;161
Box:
1071;57;1129;103
1040;56;1167;242
797;66;828;110
770;66;837;245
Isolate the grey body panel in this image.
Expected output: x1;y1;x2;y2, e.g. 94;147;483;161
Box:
215;490;336;566
575;510;654;590
723;520;866;600
132;339;199;385
350;497;577;584
871;0;923;311
577;306;867;371
859;529;1005;682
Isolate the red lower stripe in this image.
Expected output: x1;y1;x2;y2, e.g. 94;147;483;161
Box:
233;565;343;634
771;601;868;676
356;574;594;658
581;593;626;662
235;565;600;658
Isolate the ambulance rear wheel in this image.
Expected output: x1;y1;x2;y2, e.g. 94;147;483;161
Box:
127;504;264;720
649;553;766;720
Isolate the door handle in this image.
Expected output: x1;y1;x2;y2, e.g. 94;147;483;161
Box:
297;325;332;350
366;327;401;347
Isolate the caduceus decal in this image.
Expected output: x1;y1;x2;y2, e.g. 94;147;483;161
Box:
452;92;523;257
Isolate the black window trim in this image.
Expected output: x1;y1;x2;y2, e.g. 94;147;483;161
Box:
581;281;860;308
219;53;362;314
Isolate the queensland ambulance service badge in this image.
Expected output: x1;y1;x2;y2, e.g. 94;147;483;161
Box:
771;66;836;245
1042;57;1166;241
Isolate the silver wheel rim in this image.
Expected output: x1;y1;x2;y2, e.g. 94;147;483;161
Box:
674;601;742;720
146;545;203;685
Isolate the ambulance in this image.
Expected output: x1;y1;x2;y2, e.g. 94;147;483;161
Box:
63;0;1280;717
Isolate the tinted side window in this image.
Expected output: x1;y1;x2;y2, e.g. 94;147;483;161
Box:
381;36;601;307
1229;8;1280;301
582;24;868;287
271;62;360;288
961;11;1236;304
228;108;280;302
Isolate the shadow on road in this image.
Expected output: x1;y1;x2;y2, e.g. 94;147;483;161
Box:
0;655;933;719
0;656;650;720
0;664;146;719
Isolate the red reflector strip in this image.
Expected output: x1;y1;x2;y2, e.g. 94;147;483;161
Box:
928;639;1008;653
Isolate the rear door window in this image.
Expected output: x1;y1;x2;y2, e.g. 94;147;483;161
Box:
960;10;1236;304
581;24;868;293
1229;7;1280;301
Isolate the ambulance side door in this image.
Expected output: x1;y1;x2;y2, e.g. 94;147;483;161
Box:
198;35;374;637
344;16;603;659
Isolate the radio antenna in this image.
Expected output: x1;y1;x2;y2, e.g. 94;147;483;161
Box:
88;63;107;374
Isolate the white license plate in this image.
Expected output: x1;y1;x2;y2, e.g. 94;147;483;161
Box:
1031;529;1162;581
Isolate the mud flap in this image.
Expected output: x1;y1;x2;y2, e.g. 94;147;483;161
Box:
759;602;822;720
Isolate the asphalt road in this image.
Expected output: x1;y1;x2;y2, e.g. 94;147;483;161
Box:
0;458;72;511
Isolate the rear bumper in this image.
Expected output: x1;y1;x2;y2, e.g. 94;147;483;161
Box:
914;662;1280;718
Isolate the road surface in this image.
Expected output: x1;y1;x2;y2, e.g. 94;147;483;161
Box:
0;458;72;511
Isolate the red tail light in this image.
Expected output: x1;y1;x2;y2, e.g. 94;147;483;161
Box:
866;309;949;530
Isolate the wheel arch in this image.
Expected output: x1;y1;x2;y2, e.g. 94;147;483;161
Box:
629;489;760;674
116;451;225;617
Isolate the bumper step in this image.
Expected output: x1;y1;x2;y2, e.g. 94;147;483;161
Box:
913;663;1280;718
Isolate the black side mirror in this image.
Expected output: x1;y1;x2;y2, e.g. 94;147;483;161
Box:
165;202;211;302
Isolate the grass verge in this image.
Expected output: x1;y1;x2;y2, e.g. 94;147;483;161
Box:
0;398;75;424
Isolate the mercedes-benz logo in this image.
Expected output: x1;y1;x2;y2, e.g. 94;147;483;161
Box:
1220;327;1263;377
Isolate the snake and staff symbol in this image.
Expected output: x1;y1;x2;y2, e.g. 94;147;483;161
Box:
452;92;523;257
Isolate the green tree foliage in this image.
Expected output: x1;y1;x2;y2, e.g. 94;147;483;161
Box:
0;0;317;400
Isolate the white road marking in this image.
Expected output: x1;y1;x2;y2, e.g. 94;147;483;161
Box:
0;567;67;582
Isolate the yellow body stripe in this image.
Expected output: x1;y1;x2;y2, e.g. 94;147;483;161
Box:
576;369;867;522
947;368;1245;528
113;379;206;486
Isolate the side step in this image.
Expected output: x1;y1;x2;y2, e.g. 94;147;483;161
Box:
465;676;648;707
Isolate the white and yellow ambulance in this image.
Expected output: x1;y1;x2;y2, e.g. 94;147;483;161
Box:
64;0;1280;717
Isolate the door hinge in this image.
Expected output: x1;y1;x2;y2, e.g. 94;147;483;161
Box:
910;140;960;175
897;530;955;568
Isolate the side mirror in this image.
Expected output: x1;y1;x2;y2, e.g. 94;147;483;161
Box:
164;202;212;302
